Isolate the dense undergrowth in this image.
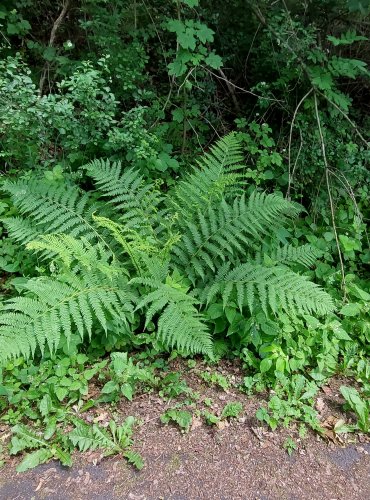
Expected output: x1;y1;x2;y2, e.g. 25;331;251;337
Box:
0;0;369;471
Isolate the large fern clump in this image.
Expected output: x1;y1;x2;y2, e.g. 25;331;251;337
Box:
0;133;334;362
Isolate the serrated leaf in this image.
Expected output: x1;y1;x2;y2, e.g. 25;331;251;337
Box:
221;401;243;419
124;450;144;470
55;387;68;402
54;447;72;467
196;24;214;43
39;394;53;417
205;52;222;69
178;29;197;50
44;418;57;440
16;449;53;472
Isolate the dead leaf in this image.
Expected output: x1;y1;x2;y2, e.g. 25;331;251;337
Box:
35;479;44;492
321;415;345;444
191;417;202;431
216;420;229;430
321;385;332;395
315;397;325;414
94;412;108;423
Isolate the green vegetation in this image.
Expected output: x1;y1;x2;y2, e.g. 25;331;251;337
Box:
0;0;369;469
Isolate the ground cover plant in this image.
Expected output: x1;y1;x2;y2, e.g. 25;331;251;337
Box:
0;0;369;473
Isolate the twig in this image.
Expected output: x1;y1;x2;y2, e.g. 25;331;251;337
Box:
246;1;312;81
287;88;313;199
202;66;283;103
317;90;369;148
218;68;241;114
39;0;71;96
314;93;346;299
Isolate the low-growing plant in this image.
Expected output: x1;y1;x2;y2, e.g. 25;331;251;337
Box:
0;134;334;364
256;374;320;431
100;352;155;402
160;408;193;433
158;372;190;399
0;355;107;425
340;386;369;433
199;371;231;391
221;401;243;419
69;417;144;469
283;437;297;456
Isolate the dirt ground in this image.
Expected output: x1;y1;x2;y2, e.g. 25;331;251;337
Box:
0;360;369;500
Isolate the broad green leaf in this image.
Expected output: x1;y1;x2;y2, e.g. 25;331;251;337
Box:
172;108;185;123
121;383;134;401
54;447;73;467
309;67;334;90
181;0;199;7
340;303;362;317
260;358;273;373
55;387;68;402
39;394;53;417
206;303;224;319
275;357;286;373
205;52;222;69
101;381;119;394
177;29;197;50
16;449;53;473
196;24;214;43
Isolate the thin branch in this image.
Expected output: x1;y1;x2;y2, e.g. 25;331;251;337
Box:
286;88;313;199
39;0;71;96
318;90;369;148
202;66;283;103
314;93;346;298
218;68;241;114
246;1;312;81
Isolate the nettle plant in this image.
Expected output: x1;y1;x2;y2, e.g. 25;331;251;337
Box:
0;134;334;362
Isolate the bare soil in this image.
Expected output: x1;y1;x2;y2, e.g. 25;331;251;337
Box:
0;360;369;500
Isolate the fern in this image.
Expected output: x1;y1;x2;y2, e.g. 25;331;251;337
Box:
0;251;133;361
85;159;163;238
255;243;322;268
202;262;334;317
69;417;143;469
0;134;335;362
2;217;40;246
10;424;72;472
27;233;120;277
172;132;245;217
2;178;101;245
133;274;213;356
173;193;300;279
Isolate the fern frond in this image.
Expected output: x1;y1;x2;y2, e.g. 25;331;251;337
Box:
255;243;322;268
173;193;300;280
1;217;39;245
203;262;334;318
0;272;133;362
172;133;245;216
69;422;116;452
26;233;121;278
124;450;144;470
85;159;163;238
133;276;213;356
2;179;100;244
